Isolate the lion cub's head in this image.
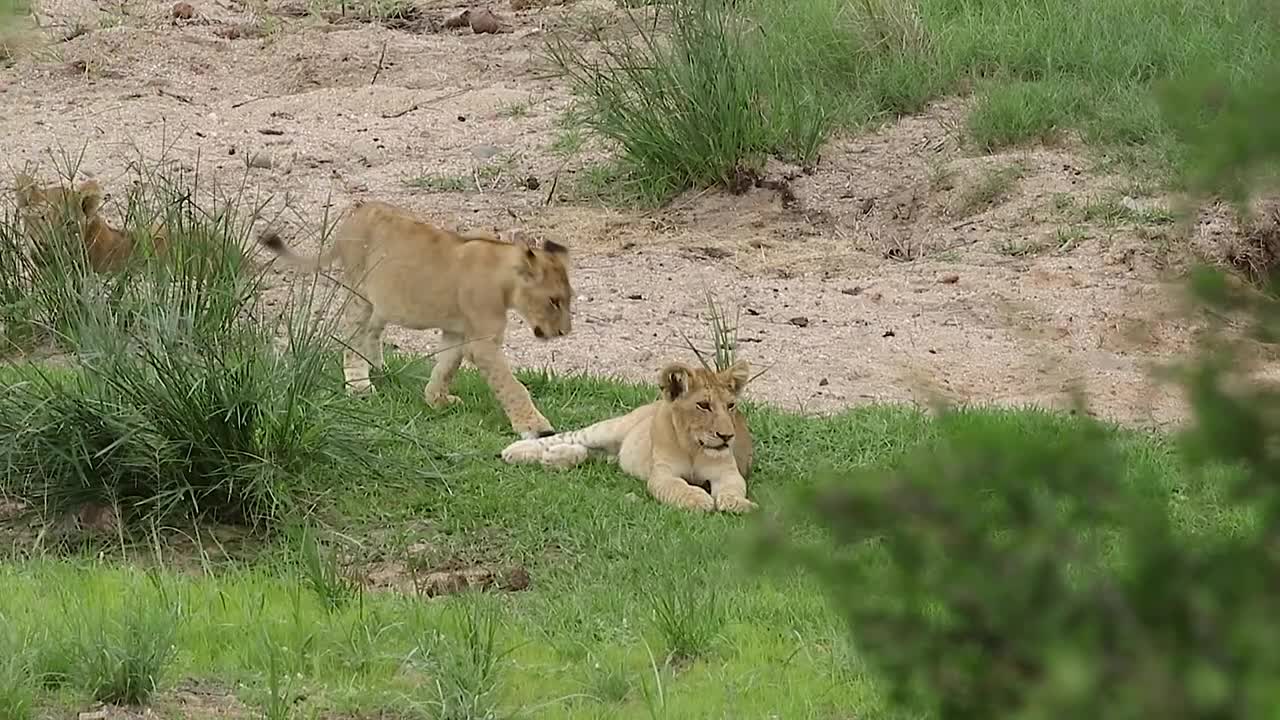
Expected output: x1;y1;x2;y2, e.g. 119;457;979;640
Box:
14;174;106;239
15;175;139;270
659;359;750;454
511;239;573;340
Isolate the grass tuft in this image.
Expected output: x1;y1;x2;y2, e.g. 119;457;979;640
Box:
0;625;34;720
950;161;1026;218
68;582;181;705
551;0;1277;200
648;581;723;665
0;161;421;530
547;0;918;202
427;600;510;720
296;526;358;613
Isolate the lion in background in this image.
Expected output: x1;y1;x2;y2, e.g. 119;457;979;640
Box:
259;199;575;440
14;173;170;273
500;359;758;513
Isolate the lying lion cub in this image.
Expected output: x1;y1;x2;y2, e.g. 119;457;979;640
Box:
14;173;169;272
259;200;574;439
501;359;757;513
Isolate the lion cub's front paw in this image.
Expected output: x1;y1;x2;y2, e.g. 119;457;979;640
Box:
425;392;462;409
670;487;715;513
714;494;758;514
500;439;543;465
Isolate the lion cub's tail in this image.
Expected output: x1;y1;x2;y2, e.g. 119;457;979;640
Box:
257;230;339;272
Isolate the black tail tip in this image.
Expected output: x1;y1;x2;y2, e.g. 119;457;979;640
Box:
536;429;556;438
258;231;285;251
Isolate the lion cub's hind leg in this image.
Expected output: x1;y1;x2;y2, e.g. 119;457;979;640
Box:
341;297;378;394
500;412;640;468
541;443;591;468
424;331;466;408
500;432;589;469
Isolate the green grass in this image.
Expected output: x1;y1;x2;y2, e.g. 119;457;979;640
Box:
0;354;1239;718
1080;193;1176;227
549;0;1277;202
0;160;1255;718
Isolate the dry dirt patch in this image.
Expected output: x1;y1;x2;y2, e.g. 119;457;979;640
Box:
1;0;1271;429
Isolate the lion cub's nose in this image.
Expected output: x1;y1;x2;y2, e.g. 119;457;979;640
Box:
716;432;733;443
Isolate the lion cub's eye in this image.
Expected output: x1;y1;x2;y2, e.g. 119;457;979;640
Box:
550;298;562;309
697;401;711;411
727;402;736;411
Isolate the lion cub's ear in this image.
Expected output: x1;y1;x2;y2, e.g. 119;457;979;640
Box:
517;246;539;278
508;229;540;278
659;362;694;400
720;359;751;395
77;180;104;215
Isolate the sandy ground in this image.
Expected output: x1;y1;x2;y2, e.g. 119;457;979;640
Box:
2;0;1265;429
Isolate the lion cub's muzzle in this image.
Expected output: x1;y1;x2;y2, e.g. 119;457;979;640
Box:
702;431;734;452
533;324;570;340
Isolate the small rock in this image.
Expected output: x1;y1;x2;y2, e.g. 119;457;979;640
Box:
0;497;27;520
258;127;285;136
171;1;195;19
350;138;379;166
937;273;960;284
841;286;863;296
882;330;895;338
76;502;119;534
468;8;506;33
788;316;810;328
818;378;829;387
687;245;731;260
247;152;273;170
625;293;643;300
276;0;308;16
503;566;531;591
521;176;540;190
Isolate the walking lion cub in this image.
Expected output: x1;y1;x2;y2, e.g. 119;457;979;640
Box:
259;200;574;439
500;359;758;513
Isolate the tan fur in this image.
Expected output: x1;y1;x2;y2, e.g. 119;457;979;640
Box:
500;360;757;513
14;173;170;272
259;200;575;439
